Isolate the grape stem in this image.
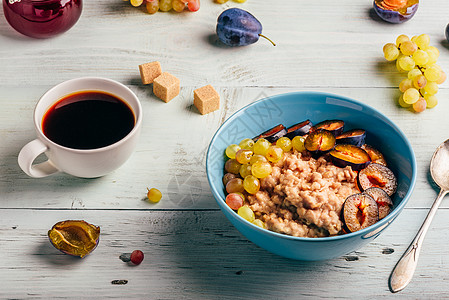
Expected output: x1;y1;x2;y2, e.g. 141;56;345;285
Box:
259;34;276;46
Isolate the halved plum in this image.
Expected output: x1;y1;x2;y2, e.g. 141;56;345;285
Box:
285;120;312;138
48;220;100;258
373;0;419;24
361;144;387;166
336;129;366;147
310;120;344;136
253;124;287;143
358;163;397;196
342;193;379;233
363;187;393;219
329;144;371;171
304;129;336;154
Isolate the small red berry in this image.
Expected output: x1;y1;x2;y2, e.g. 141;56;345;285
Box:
130;250;144;265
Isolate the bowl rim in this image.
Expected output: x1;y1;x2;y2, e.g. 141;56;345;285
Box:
206;91;417;242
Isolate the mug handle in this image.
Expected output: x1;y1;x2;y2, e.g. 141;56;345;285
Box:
18;139;60;178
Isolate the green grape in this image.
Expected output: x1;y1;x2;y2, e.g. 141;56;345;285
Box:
130;0;143;6
146;1;159;13
147;188;162;203
276;137;292;152
424;66;441;82
396;34;410;47
291;136;306;152
225;144;241;159
403;88;420;104
224;159;241;174
412;50;429;66
266;146;283;163
436;71;446;85
400;41;418;56
411;35;418;44
215;0;228;3
412;75;427;89
237;205;255;222
159;0;172;11
407;68;422;80
222;173;237;186
383;43;399;61
226;178;244;194
415;34;430;50
427;46;439;58
251;161;272;178
226;193;244;210
398;95;410;108
235;149;253;164
398;55;415;71
252;219;266;229
249;154;268;165
412;98;427;113
423;81;438;95
243;175;260;194
239;138;254;150
425;50;438;66
253;138;271;156
396;58;405;72
239;164;252;178
424;94;438;108
172;0;186;12
399;78;413;92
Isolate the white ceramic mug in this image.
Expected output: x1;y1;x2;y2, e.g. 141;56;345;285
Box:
18;77;142;178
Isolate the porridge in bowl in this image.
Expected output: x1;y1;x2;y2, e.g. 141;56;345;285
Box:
223;119;397;238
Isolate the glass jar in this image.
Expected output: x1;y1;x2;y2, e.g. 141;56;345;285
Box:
3;0;82;38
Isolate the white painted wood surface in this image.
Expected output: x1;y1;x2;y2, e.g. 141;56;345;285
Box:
1;0;449;298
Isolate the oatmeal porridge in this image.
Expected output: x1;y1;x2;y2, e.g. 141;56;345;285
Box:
248;151;358;237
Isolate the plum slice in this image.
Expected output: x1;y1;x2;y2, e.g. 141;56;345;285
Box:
358;163;397;196
363;187;393;219
253;124;287;143
311;120;344;136
285;120;312;138
304;129;336;153
329;144;371;171
343;193;379;233
362;144;387;166
336;129;366;147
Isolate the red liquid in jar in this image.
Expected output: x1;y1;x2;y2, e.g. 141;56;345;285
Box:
3;0;82;38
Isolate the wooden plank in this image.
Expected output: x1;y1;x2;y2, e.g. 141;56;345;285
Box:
0;208;448;299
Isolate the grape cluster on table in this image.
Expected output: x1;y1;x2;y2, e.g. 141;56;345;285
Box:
125;0;200;13
382;34;446;113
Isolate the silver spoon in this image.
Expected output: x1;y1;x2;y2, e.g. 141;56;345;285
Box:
389;139;449;293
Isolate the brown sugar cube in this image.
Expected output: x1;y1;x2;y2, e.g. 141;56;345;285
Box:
194;85;220;115
139;61;162;85
153;72;180;103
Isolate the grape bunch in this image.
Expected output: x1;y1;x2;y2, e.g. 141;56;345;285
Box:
223;136;306;228
215;0;247;3
125;0;200;14
382;34;446;113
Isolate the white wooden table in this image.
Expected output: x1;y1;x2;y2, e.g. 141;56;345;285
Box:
1;0;449;298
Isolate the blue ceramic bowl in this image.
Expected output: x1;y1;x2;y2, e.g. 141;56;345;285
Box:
206;91;416;261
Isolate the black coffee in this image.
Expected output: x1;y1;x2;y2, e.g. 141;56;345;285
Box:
42;91;135;150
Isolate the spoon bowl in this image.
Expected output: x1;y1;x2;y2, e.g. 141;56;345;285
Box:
430;140;449;191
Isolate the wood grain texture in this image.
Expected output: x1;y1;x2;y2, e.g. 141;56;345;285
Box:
1;0;449;298
1;209;449;299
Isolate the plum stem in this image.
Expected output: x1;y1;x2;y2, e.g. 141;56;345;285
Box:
259;34;276;46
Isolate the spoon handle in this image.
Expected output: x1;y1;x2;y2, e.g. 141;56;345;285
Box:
389;189;448;293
